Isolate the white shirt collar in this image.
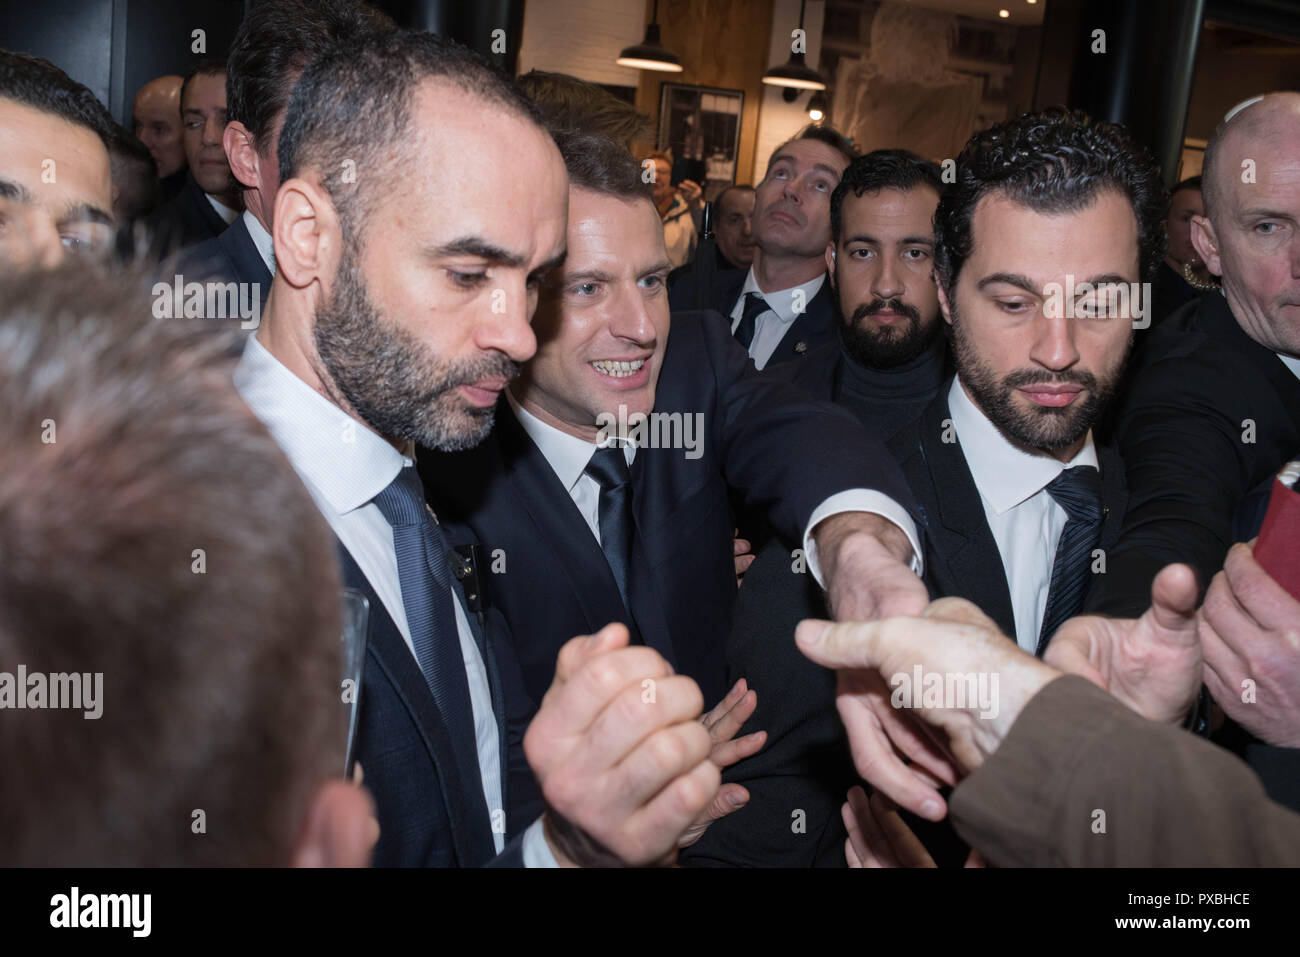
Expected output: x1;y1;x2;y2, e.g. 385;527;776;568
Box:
242;210;276;275
506;390;634;494
735;266;825;326
233;334;408;517
948;376;1099;515
206;193;240;226
1278;353;1300;382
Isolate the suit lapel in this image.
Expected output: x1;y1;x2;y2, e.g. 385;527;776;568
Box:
768;276;833;365
336;542;495;864
219;217;272;290
495;406;636;638
914;388;1018;637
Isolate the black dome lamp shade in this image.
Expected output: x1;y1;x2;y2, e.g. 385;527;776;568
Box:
762;0;827;94
616;0;684;73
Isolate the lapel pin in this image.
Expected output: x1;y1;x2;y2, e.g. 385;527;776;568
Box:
794;341;808;355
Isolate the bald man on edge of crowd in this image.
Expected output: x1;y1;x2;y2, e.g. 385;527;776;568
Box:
133;74;187;199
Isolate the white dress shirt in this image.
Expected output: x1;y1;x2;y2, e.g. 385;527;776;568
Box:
206;194;240;226
234;335;556;867
243;211;275;275
1278;353;1300;381
729;268;826;370
947;377;1101;653
509;393;634;545
507;392;923;591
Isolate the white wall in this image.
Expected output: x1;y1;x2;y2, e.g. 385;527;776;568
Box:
517;0;649;87
751;0;825;180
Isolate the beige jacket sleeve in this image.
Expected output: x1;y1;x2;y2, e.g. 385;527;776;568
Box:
949;675;1300;866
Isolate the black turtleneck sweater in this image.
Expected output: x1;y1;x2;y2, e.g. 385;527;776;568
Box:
832;334;950;441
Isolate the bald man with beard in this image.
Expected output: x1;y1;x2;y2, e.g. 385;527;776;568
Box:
132;75;186;199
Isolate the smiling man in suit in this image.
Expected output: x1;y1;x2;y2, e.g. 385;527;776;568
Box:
422;132;926;789
236;30;732;868
669;124;855;369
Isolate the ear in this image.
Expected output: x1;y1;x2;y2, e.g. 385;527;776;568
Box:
1190;215;1222;276
273;175;342;293
223;121;260;191
935;272;955;326
824;242;836;282
290;780;378;868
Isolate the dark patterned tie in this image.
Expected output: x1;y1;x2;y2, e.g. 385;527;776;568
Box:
734;292;769;350
1037;465;1104;656
584;446;636;620
372;465;478;751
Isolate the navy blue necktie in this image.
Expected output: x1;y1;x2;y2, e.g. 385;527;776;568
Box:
1037;465;1104;656
372;466;478;751
585;446;637;622
734;292;769;350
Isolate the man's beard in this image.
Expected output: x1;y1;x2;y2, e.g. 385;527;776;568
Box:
834;278;942;369
950;301;1126;453
313;247;519;452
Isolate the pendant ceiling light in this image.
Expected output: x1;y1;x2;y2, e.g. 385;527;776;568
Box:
762;0;827;91
616;0;684;73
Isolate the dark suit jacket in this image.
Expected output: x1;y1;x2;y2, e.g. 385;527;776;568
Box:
422;309;917;714
175;214;272;304
951;675;1300;866
147;172;231;260
338;521;541;867
1089;290;1300;617
667;265;835;368
685;379;1127;867
889;381;1129;638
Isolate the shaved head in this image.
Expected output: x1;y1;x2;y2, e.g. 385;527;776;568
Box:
132;75;185;178
1202;92;1300;222
1191;91;1300;356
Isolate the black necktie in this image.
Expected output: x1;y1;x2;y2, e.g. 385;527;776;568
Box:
584;446;637;620
372;466;478;752
1037;465;1104;655
734;292;769;350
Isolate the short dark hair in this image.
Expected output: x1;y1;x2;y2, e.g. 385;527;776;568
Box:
934;107;1168;295
1171;175;1202;197
716;184;754;207
517;69;653;148
107;123;159;221
553;131;652;202
180;60;226;109
831;149;943;243
0;49;114;149
278;29;544;236
227;0;394;149
766;123;858;175
0;262;343;866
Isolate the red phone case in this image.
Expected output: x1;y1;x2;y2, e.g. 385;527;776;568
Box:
1254;478;1300;599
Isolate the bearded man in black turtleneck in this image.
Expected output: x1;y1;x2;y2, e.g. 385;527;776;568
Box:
763;149;950;437
681;150;948;868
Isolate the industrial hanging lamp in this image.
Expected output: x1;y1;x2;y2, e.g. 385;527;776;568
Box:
762;0;827;93
616;0;684;73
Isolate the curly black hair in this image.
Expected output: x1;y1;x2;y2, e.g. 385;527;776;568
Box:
933;107;1168;295
830;149;943;244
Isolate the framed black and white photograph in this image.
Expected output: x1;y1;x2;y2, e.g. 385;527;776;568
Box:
657;82;744;201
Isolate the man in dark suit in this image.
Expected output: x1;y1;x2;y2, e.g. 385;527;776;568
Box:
236;31;731;868
1148;175;1205;327
177;1;393;308
668;124;856;369
423;133;928;817
684;150;951;867
1089;93;1300;618
148;62;241;259
693;109;1162;867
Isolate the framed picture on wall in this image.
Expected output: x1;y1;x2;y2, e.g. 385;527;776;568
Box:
657;83;744;202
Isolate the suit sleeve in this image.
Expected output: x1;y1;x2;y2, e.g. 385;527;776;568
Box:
690;310;921;545
949;675;1300;866
1087;349;1261;617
